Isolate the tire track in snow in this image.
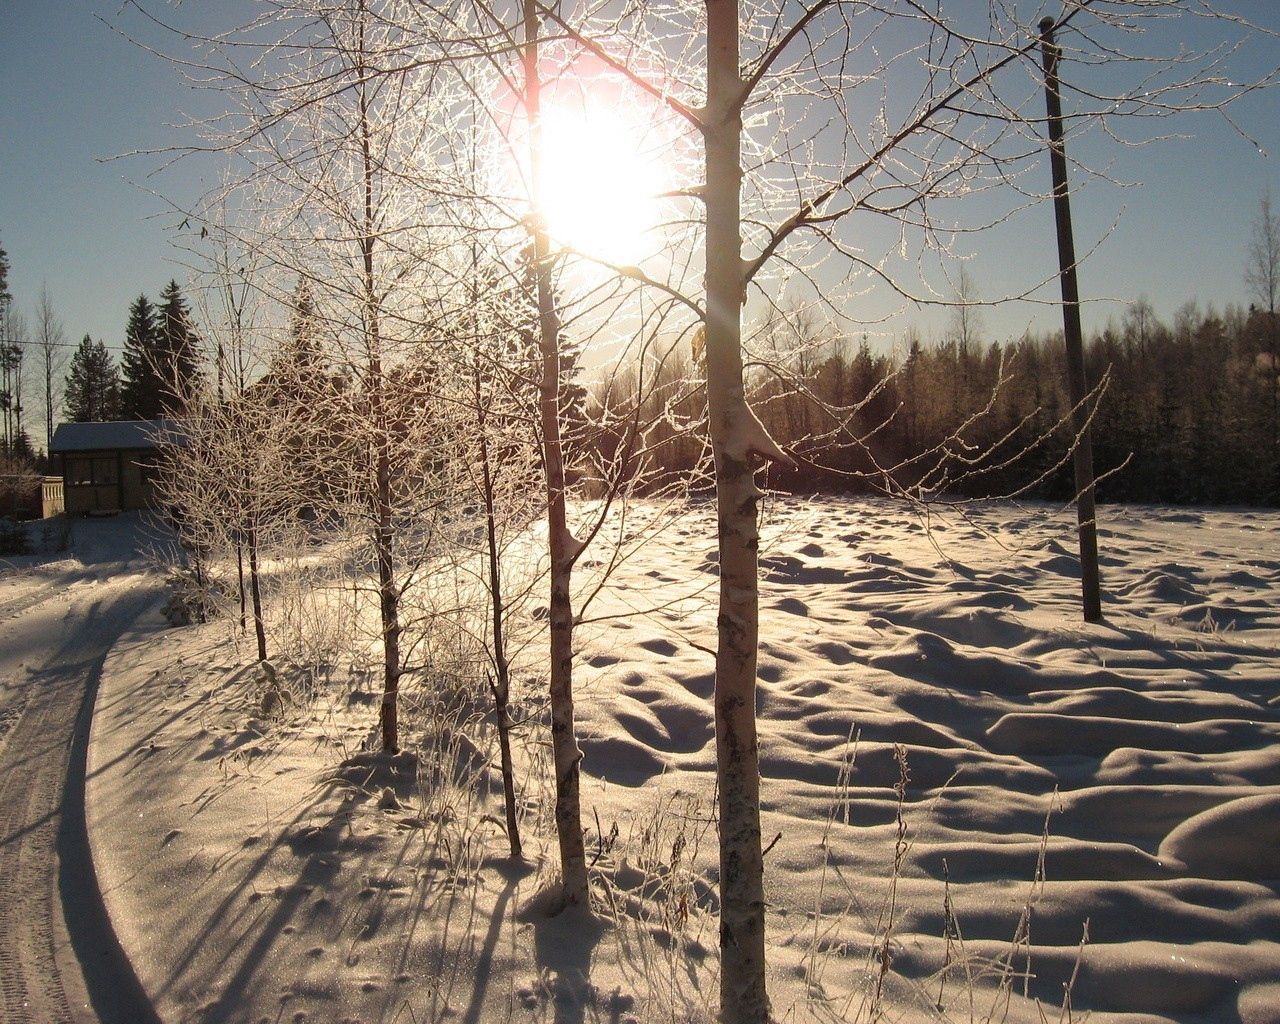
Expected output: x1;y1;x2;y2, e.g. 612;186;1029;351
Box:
0;580;163;1024
0;577;66;622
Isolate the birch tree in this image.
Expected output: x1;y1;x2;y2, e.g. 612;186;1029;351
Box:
519;0;591;906
190;236;271;650
153;0;458;753
34;285;67;452
388;1;708;906
157;382;299;658
439;273;544;860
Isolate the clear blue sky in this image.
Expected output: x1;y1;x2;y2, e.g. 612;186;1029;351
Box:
0;3;231;356
1;2;1278;369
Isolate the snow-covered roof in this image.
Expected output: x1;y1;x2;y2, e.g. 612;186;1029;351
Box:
50;419;185;454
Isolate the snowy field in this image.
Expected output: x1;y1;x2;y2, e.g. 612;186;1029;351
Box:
71;497;1280;1024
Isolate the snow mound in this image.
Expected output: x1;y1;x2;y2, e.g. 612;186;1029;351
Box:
1159;793;1280;880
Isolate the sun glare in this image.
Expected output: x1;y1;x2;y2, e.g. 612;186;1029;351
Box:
494;57;679;266
538;102;667;264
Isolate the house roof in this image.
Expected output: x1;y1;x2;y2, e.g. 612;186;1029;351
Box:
50;419;184;454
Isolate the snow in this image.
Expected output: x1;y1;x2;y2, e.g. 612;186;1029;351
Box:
0;512;173;1023
55;498;1280;1022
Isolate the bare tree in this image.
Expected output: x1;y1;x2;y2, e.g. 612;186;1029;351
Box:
157;383;301;659
34;285;67;455
186;236;276;654
438;278;545;860
947;266;983;419
1247;189;1280;468
517;0;593;906
1247;189;1280;317
148;0;459;753
398;0;713;908
1;311;28;456
188;230;264;635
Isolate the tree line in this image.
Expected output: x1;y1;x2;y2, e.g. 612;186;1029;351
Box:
40;278;1280;512
7;245;1278;515
0;233;204;458
63;283;203;423
598;298;1280;508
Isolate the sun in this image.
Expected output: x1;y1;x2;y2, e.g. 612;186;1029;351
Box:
494;56;680;266
535;93;669;264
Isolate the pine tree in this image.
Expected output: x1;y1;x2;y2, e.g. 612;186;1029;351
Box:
120;295;160;420
65;335;121;422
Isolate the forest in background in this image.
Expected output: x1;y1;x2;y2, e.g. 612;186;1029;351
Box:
7;187;1280;516
596;300;1280;508
4;271;1280;513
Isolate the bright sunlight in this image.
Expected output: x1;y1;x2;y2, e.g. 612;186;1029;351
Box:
495;56;680;265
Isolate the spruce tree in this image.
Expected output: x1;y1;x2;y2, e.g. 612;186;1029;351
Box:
8;428;34;464
65;335;121;422
282;278;323;375
156;279;202;412
120;295;160;420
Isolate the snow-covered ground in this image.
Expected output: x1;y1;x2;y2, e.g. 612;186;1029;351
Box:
0;514;171;1024
71;498;1280;1024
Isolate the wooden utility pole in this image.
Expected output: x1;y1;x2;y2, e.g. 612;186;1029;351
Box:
1039;16;1103;623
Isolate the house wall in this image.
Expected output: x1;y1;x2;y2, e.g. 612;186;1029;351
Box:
60;449;155;514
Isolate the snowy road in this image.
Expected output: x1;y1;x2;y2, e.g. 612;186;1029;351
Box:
0;517;168;1024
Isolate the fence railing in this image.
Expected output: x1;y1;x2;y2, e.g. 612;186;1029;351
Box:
42;476;65;519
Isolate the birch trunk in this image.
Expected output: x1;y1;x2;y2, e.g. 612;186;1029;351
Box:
523;0;589;907
247;523;268;663
477;362;524;859
193;545;208;625
706;0;769;1018
236;536;247;634
354;10;401;754
373;430;400;753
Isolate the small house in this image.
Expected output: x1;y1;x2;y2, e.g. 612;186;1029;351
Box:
49;420;182;515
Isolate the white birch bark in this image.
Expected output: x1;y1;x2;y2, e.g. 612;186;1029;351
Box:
523;0;589;907
706;0;769;1017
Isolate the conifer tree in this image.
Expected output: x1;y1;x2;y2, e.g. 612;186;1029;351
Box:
120;295;160;420
0;241;21;453
156;279;202;411
7;428;34;464
282;278;323;376
65;335;121;422
119;285;202;419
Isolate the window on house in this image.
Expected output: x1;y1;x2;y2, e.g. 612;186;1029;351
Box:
66;455;120;487
68;459;94;486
